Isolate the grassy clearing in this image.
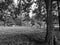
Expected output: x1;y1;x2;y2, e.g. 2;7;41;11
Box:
0;26;46;45
0;26;46;34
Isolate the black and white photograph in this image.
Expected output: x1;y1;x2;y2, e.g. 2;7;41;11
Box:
0;0;59;45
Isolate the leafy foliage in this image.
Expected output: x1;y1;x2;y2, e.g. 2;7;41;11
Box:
52;1;59;29
0;0;47;29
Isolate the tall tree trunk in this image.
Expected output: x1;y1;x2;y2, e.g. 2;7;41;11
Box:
46;0;54;45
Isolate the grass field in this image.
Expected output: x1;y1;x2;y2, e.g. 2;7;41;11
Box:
0;26;46;34
0;26;47;45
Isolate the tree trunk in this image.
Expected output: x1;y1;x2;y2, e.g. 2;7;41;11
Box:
46;0;54;45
